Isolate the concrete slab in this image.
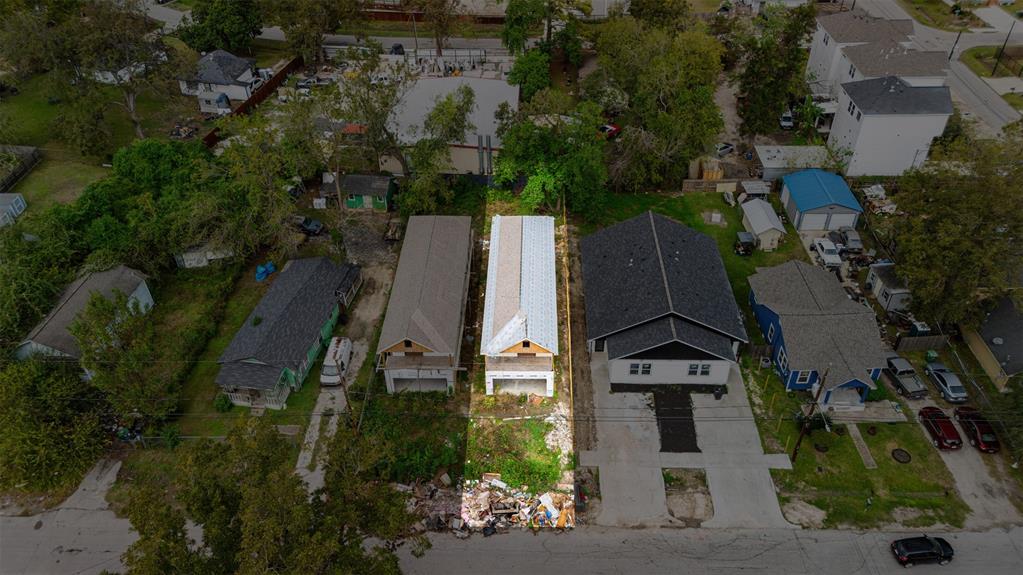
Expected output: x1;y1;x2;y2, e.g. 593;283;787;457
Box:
702;467;793;529
847;423;878;470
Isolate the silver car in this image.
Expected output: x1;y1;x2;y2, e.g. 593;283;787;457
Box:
925;362;968;403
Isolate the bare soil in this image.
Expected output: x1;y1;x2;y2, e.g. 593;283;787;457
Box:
782;499;827;529
567;222;596;453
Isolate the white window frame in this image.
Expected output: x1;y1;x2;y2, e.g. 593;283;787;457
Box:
700;364;711;376
778;348;789;372
767;323;776;343
629;363;640;375
796;371;811;385
688;363;699;376
641;363;652;375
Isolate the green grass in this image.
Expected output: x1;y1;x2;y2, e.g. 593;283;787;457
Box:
749;366;969;528
106;449;178;515
10;158;109;212
583;192;809;342
465;418;563;493
999;0;1023;17
960;45;1023;78
1004;92;1023;111
248;38;294;69
334;19;512;40
896;0;985;31
690;0;724;13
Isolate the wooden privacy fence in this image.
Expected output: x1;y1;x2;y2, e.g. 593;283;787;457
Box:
895;334;947;353
0;145;41;194
201;56;304;149
681;178;742;193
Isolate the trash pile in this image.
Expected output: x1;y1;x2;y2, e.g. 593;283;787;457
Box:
862;184;898;215
403;473;575;539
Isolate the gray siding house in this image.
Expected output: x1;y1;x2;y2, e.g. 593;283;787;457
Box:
581;212;748;388
16;266;153;360
216;257;361;409
377;216;473;394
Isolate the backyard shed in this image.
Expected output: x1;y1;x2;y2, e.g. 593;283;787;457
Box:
341;174;395;210
780;169;862;231
740;198;786;252
0;193;27;227
866;262;911;313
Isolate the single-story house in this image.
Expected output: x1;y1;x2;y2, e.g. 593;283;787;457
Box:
581;211;748;387
380;75;519;176
741;198;786;252
866;262;911;313
178;50;261;115
781;169;862;232
340;174;395;210
964;297;1023;391
0;193;27;227
749;260;888;411
481;215;558;396
755;145;830;181
216;257;361;409
16;266;153;360
174;243;234;269
377;216;473;394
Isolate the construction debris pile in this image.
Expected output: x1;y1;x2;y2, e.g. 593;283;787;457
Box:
403;473;576;539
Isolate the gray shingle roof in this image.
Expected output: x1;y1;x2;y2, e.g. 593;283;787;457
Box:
605;316;737;362
817;10;913;44
21;266;148;358
842;76;952;115
843;41;948;79
742;198;786;236
749;261;887;388
378;216;473;355
217;257;359;391
341;174;392;198
581;211;747;346
870;263;907;292
192;50;253;86
978;297;1023;378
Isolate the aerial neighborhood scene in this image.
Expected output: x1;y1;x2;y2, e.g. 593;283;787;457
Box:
4;0;1023;573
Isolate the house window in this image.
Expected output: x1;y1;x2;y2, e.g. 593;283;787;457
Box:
856;111;861;121
688;363;699;376
823;34;829;46
641;363;652;375
796;371;811;385
848;101;854;114
523;341;530;349
767;324;776;343
778;348;789;372
700;364;711;376
848;64;856;78
629;363;640;375
882;289;891;302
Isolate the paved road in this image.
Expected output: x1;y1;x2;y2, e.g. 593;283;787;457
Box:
398;526;1023;574
856;0;1022;134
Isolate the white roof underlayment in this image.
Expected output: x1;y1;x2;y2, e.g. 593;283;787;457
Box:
481;215;558;356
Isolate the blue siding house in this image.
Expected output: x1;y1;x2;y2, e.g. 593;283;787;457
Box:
748;261;887;411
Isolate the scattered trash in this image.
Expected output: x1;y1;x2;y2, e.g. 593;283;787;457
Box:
255;261;277;281
439;472;452;487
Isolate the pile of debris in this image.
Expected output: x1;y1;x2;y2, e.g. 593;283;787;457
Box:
404;473;576;539
862;184;898;215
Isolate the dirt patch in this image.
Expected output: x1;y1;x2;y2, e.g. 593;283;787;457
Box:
781;499;827;529
701;210;728;227
664;469;713;526
338;210;398;266
567;222;596;453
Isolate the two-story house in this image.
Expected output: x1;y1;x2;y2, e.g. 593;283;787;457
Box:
806;10;915;98
178;50;262;115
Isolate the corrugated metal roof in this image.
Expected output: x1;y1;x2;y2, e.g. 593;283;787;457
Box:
782;169;862;213
481;215;558;355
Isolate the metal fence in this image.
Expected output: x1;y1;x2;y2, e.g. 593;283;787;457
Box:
894;334;948;353
0;145;41;194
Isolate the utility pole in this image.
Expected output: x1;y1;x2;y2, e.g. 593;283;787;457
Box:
791;368;829;463
993;20;1016;76
948;30;962;62
410;11;420;54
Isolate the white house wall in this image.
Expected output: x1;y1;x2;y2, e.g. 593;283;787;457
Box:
829;96;949;176
608;359;732;386
806;25;855;96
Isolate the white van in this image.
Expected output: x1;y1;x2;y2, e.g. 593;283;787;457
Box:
320;337;352;386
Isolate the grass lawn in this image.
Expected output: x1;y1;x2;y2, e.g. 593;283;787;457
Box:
960;45;1023;78
999;0;1023;16
747;364;969;528
896;0;985;30
248;38;294;69
582;192;809;342
10;158;109;211
1004;92;1023;111
465;417;564;493
334;19;512;40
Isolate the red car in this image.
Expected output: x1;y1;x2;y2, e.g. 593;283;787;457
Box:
954;407;1000;453
598;123;621;139
919;407;962;450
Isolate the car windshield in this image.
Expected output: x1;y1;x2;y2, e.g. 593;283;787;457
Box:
950;385;966;394
322;365;338;376
981;433;997;442
824;248;837;255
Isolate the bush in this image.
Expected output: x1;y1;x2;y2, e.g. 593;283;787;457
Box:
214;393;234;413
160;425;182;450
866;384;891;402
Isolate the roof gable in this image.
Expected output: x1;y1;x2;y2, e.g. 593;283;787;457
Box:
193;50;253;85
782;169;862;213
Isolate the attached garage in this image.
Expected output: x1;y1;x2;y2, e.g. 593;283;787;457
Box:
780;169;862;232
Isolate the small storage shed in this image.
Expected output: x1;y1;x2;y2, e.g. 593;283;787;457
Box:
741;198;786;252
0;193;27;227
780;169;862;232
341;174;395;210
866;262;911;313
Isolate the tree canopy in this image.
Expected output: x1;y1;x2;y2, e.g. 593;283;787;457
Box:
507;48;551;102
180;0;266;54
501;0;546;54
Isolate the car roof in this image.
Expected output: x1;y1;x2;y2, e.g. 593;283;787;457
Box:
888;357;913;370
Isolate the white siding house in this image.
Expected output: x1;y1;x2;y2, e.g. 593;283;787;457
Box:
828;77;952;177
806;10;914;97
179;50;261;115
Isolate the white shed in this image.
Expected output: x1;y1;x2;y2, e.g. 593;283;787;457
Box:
867;262;911;313
741;199;786;252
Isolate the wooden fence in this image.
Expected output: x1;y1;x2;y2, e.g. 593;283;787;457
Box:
200;56;305;149
680;178;742;193
0;145;41;194
895;334;947;353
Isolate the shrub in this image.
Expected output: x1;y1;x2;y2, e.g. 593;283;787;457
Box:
214;393;234;413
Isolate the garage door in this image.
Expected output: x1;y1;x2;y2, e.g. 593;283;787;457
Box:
798;213;829;230
826;213;858;230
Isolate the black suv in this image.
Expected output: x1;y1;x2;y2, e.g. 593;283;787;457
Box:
891;535;954;567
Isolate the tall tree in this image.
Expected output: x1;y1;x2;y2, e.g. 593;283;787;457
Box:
507;48;551;102
70;290;174;423
735;3;816;137
403;0;461;57
628;0;693;32
267;0;364;64
179;0;265;54
502;0;545;54
0;359;108;492
894;126;1023;326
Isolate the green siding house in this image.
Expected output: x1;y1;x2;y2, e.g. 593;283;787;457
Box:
342;174;395;211
216;258;362;410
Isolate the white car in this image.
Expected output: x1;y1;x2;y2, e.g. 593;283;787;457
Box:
812;238;842;269
320;336;353;386
779;109;794;130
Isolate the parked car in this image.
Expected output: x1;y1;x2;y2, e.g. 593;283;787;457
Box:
919;407;962;450
389;43;405;55
884;356;928;399
598;123;621;139
779;109;794;130
890;535;954;567
298;216;324;236
715;142;736;157
320;337;353;386
828;227;863;253
954;406;1000;453
812;237;842;268
925;362;968;403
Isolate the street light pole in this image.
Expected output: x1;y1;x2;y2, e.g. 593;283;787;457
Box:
993;20;1016;76
948;30;962;62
